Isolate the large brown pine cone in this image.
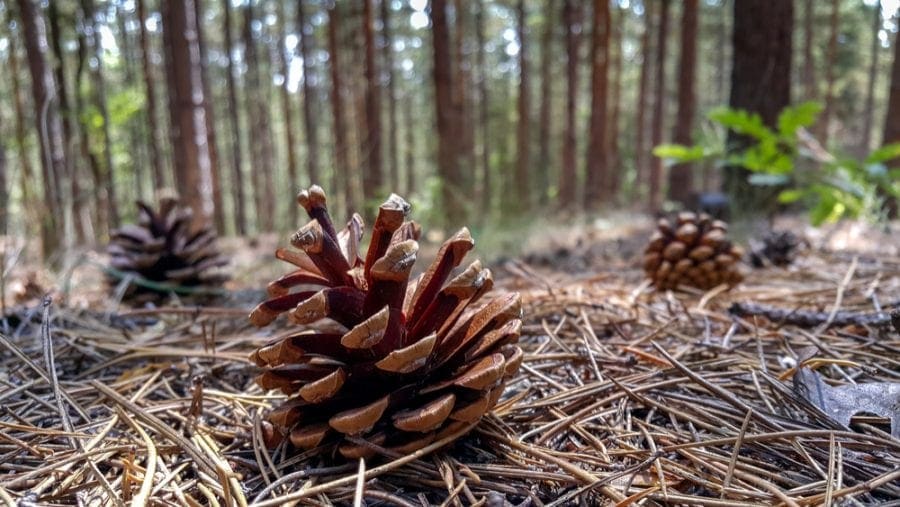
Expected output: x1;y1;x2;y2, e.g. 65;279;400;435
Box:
643;212;744;290
107;197;228;302
249;186;523;460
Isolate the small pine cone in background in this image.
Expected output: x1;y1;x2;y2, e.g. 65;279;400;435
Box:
250;185;523;460
643;212;744;291
749;230;804;268
107;196;228;302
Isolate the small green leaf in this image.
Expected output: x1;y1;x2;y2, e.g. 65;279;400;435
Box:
652;143;708;162
777;101;822;137
748;173;790;186
708;107;771;140
777;189;804;203
865;143;900;164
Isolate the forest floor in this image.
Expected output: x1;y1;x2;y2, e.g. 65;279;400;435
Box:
1;215;899;506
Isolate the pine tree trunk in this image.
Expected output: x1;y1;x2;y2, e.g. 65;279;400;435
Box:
880;7;900;216
724;0;793;212
137;0;167;191
648;0;670;212
328;3;354;216
6;15;38;232
297;0;321;188
222;0;247;234
46;2;84;241
161;0;216;226
819;0;839;144
667;0;698;206
82;0;120;230
362;0;383;207
404;89;416;195
608;4;622;199
193;0;225;233
861;1;881;154
634;0;654;201
431;0;464;225
454;0;475;196
802;0;816;99
380;0;399;191
17;0;66;256
558;0;580;211
75;17;106;237
117;6;147;201
243;0;276;231
277;1;299;226
515;0;531;211
0;127;6;235
475;0;490;211
585;0;610;209
536;0;554;206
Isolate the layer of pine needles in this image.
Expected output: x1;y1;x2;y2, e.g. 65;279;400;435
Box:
1;228;899;506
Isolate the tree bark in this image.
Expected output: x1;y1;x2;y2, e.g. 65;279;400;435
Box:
667;0;698;206
81;0;120;230
819;0;839;144
117;5;147;201
515;0;531;210
861;1;881;154
558;0;580;211
277;1;299;226
648;0;670;212
536;0;554;206
634;0;654;201
222;0;247;234
137;0;167;191
161;0;216;226
243;0;276;230
431;0;464;225
801;0;816;99
17;0;66;255
724;0;793;211
454;0;475;196
608;4;622;199
328;3;355;216
193;0;225;233
404;88;417;196
6;14;38;233
75;14;105;238
297;0;321;188
362;0;383;207
380;0;399;191
880;4;900;216
475;0;490;210
585;0;610;209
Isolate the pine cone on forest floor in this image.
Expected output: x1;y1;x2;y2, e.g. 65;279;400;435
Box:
249;186;523;460
643;212;744;291
107;196;228;303
749;230;805;268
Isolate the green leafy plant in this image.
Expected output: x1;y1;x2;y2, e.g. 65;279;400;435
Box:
654;101;900;225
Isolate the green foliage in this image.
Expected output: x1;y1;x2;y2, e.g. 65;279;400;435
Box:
655;101;900;225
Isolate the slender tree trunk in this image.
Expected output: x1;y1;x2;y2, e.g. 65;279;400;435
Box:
380;0;399;191
404;89;416;195
46;2;84;242
608;4;623;199
117;6;147;201
802;0;816;99
667;0;698;206
515;0;531;210
137;0;167;191
362;0;383;207
221;0;246;234
328;3;355;216
585;0;610;209
0;126;6;235
82;0;120;230
536;0;554;205
297;0;321;188
276;1;299;226
243;0;276;230
75;16;105;236
558;0;580;212
454;0;475;195
724;0;793;211
6;16;37;232
716;0;728;105
475;0;490;211
431;0;464;225
17;0;66;256
634;0;654;201
161;0;216;226
648;0;670;212
193;0;225;232
819;0;839;144
880;7;900;216
861;1;881;153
